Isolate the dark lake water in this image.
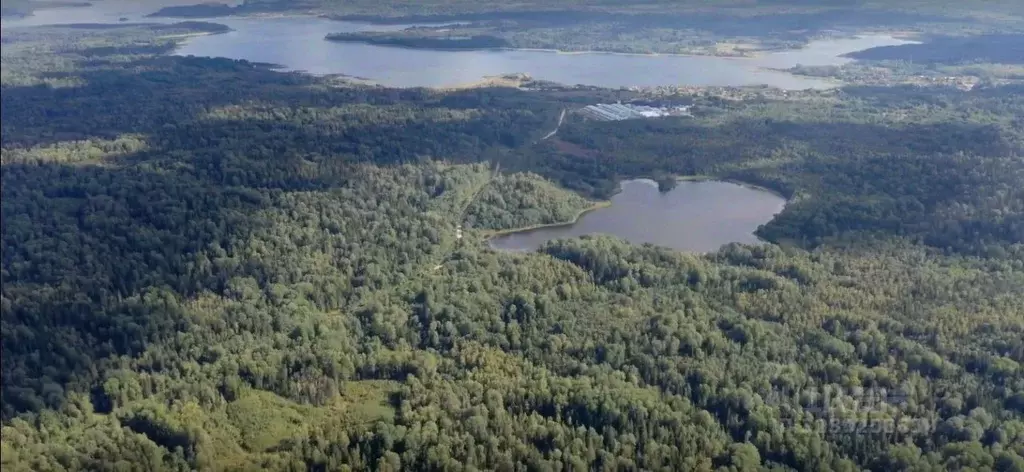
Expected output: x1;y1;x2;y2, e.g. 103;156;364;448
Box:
3;4;915;89
488;179;787;253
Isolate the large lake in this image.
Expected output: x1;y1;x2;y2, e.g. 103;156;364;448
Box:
488;179;787;253
2;4;916;89
173;18;912;89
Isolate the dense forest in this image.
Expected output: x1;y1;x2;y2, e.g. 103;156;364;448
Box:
464;172;599;232
2;16;1023;472
146;2;240;18
538;86;1024;256
846;35;1024;65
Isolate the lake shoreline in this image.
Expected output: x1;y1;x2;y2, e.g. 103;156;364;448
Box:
674;175;791;201
205;12;908;60
480;200;613;239
149;10;734;59
485;176;790;252
323;34;765;59
154;11;825;60
159;30;222;40
164;15;907;90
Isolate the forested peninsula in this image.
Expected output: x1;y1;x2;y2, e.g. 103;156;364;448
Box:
1;11;1023;472
325;31;511;50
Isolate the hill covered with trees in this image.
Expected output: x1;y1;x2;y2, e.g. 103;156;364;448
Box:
1;20;1022;472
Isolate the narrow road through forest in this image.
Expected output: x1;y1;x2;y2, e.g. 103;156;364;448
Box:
540;109;567;141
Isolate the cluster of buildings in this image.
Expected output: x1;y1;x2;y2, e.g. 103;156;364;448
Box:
578;103;690;121
910;75;979;91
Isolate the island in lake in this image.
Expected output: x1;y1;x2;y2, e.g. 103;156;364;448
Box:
326;29;511;50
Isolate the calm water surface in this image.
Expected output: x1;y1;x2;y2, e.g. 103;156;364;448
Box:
172;17;913;88
1;1;191;27
2;4;915;89
488;179;787;253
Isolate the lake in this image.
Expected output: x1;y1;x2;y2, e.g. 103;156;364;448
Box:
488;179;787;253
172;17;913;89
2;4;916;89
0;1;181;27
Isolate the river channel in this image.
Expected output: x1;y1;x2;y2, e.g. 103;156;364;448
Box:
3;4;916;89
488;179;787;253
